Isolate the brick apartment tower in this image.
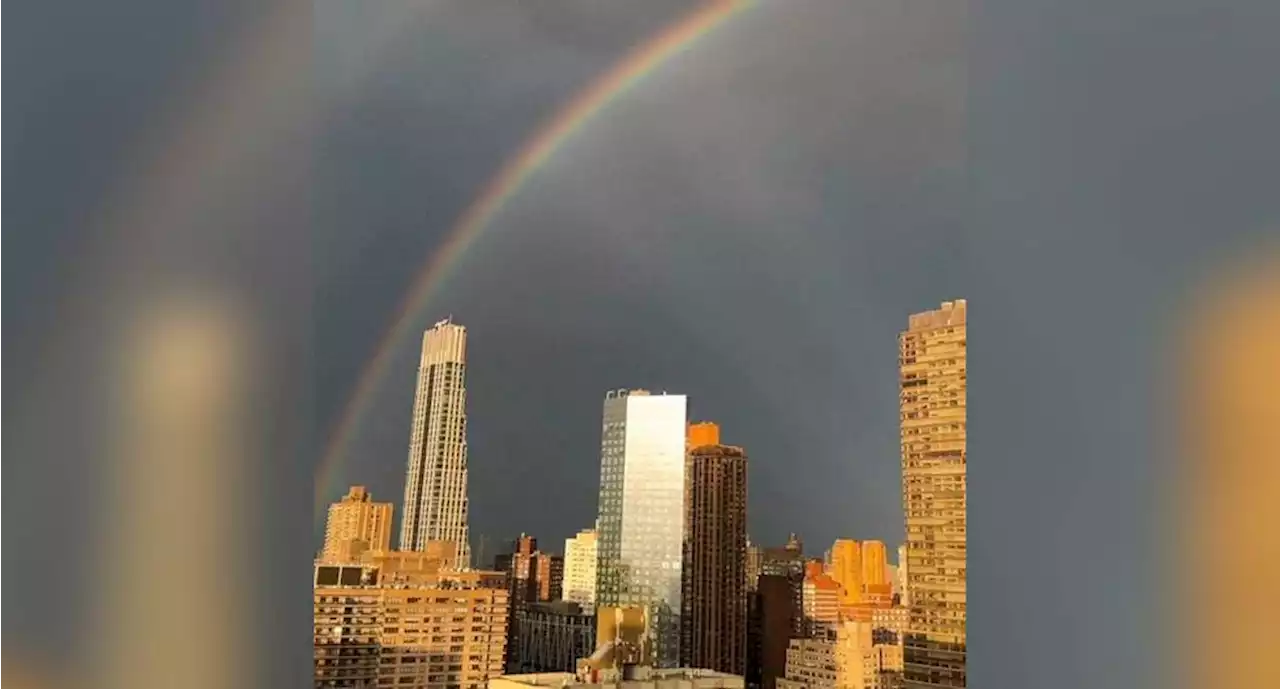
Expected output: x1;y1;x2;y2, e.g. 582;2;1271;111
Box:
680;425;748;675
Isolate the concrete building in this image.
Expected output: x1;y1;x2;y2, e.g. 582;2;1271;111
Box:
900;300;967;687
596;389;688;667
313;559;508;689
861;541;888;589
830;540;863;606
321;485;393;563
775;620;903;689
681;440;748;675
511;601;597;673
400;318;472;565
564;528;599;606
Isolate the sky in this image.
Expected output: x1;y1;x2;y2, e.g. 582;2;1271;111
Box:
313;0;968;558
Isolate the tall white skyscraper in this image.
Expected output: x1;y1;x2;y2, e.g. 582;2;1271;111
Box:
595;389;688;667
563;528;599;606
400;318;471;565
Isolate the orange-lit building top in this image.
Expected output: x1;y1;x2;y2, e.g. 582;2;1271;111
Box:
687;421;721;449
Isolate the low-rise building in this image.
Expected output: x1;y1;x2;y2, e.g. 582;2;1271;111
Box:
512;601;597;673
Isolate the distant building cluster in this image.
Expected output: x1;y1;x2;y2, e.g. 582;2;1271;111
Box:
315;300;966;688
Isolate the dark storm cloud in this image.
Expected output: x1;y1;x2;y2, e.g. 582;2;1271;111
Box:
316;0;969;555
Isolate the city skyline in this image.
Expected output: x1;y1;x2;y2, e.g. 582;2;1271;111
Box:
318;311;922;559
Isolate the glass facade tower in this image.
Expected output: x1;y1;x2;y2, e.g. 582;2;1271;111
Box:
595;389;688;668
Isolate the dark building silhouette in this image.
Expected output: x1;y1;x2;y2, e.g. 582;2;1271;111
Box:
747;574;798;689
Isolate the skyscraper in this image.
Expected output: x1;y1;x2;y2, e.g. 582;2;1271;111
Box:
861;540;888;589
596;389;688;667
830;539;863;606
564;528;599;606
681;441;748;674
900;300;967;687
321;485;393;562
400;318;471;565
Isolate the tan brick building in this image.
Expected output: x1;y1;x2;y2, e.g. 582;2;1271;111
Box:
313;551;508;688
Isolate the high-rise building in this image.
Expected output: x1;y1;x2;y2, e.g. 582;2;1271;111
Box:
760;536;807;638
830;540;863;606
564;528;599;606
899;300;967;687
400;318;471;564
680;441;748;674
749;574;800;689
313;560;508;689
321;485;393;563
861;541;888;589
596;389;687;667
861;541;892;606
497;535;563;672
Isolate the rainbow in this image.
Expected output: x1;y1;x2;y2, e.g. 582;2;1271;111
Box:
315;0;751;513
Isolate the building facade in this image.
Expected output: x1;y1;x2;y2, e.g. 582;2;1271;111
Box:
681;442;749;674
496;535;563;672
748;574;799;689
899;300;967;687
801;571;841;637
760;536;806;639
745;540;763;593
896;544;909;607
830;540;863;606
510;601;597;674
595;389;688;667
313;562;508;689
775;620;903;689
400;318;471;565
564;528;599;606
321;485;393;563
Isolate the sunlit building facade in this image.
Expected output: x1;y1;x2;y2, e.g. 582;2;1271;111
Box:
313;562;508;689
596;389;688;667
564;528;599;606
322;485;393;563
830;540;863;606
400;318;471;565
900;300;967;687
